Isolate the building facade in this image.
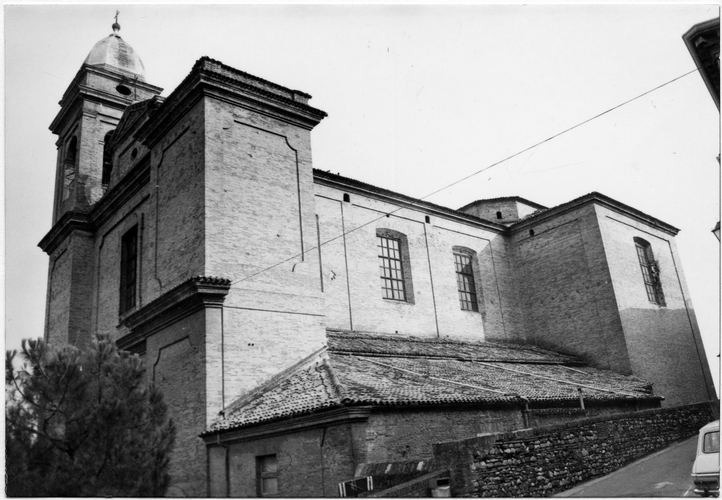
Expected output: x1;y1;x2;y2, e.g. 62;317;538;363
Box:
40;25;716;496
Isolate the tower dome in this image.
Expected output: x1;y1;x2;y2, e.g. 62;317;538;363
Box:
83;22;146;81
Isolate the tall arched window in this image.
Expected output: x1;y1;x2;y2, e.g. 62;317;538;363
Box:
376;228;414;303
452;246;482;312
102;130;115;188
62;136;78;201
634;237;665;306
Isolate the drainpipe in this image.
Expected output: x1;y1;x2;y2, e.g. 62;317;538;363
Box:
578;388;585;410
520;397;530;427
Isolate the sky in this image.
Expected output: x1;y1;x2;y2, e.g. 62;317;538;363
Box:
4;3;720;393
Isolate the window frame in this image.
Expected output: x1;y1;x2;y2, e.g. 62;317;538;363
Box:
376;228;414;304
633;237;665;306
452;246;484;313
454;251;479;312
119;225;139;314
256;454;279;497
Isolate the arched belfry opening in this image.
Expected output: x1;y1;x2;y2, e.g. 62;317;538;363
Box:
62;136;78;201
102;130;115;189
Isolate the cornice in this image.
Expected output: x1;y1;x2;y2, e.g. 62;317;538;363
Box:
92;155;151;228
116;276;231;352
50;65;163;135
38;156;152;255
510;192;679;236
135;56;327;148
38;211;93;255
201;406;372;443
313;170;508;233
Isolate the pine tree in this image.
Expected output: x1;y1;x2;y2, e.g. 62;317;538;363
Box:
6;334;176;497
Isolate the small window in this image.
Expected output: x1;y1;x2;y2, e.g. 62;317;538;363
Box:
343;193;351;202
454;252;479;312
703;431;720;454
496;211;502;219
634;237;665;306
102;130;115;188
378;236;406;301
120;226;138;313
257;454;279;496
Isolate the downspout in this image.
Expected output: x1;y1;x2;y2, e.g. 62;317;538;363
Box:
520;396;530;428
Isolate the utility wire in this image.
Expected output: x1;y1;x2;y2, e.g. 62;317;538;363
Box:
230;67;699;286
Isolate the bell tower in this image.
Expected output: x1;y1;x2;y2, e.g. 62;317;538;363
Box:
49;16;162;222
42;17;162;347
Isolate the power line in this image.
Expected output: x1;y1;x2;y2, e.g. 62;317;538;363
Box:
230;67;700;286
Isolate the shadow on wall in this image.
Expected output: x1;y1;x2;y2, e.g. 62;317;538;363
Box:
618;307;716;407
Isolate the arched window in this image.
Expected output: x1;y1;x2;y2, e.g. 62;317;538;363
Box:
62;136;78;201
452;246;482;312
634;237;665;306
102;130;115;188
376;228;414;303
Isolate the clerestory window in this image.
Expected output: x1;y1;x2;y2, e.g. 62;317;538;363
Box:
454;252;479;312
378;235;406;301
634;237;665;306
376;229;414;303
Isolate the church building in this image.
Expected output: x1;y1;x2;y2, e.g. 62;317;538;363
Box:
40;22;716;497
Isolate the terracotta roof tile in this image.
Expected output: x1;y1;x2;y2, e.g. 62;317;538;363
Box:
207;333;659;434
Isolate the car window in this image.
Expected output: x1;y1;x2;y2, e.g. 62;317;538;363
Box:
703;431;719;453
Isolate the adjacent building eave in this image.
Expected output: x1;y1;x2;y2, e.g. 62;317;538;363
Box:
201;406;373;444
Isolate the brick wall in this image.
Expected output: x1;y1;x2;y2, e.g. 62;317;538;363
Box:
432;402;715;497
596;204;716;406
510;203;631;374
146;310;209;498
314;184;517;342
208;423;359;497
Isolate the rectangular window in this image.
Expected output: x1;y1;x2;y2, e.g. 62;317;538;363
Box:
378;236;407;301
454;253;479;311
257;454;279;496
120;226;138;314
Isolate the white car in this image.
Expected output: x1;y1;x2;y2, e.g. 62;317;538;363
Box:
692;420;720;497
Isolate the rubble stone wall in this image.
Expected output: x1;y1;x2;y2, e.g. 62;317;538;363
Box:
433;402;715;497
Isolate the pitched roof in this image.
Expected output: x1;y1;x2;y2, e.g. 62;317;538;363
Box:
326;331;579;364
313;170;507;231
207;332;659;434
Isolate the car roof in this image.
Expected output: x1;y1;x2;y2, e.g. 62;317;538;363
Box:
700;420;720;433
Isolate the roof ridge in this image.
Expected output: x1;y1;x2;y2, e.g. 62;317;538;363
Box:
320;357;348;403
326;330;577;356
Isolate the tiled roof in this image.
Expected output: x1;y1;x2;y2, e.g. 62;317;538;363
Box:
327;331;579;364
207;332;659;434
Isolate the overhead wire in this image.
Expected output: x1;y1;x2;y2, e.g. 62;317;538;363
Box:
229;67;700;286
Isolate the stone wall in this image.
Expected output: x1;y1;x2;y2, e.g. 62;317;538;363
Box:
433;402;715;497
